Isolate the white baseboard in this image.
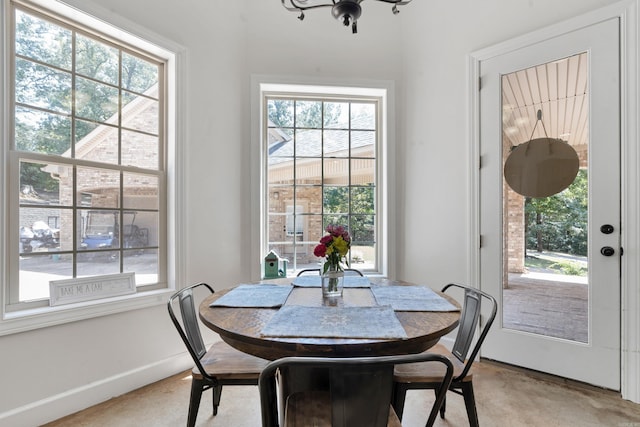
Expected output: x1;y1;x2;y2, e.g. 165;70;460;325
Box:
0;352;193;427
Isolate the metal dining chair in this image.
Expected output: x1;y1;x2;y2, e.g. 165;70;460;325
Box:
168;282;269;427
259;353;454;427
296;268;364;276
392;283;497;427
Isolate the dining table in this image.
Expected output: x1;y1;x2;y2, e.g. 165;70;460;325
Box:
199;276;461;361
199;276;461;420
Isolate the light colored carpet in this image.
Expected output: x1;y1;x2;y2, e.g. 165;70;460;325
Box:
44;360;640;426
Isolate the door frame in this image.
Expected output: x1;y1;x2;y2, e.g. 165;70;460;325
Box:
467;0;640;403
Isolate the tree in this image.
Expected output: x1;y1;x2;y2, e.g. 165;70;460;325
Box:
15;9;158;189
525;169;588;256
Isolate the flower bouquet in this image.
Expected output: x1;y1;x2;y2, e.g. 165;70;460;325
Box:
314;224;351;297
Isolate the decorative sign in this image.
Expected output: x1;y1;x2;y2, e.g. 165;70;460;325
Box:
49;273;136;306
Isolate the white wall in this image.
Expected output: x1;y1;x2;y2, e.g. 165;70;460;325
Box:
0;0;631;425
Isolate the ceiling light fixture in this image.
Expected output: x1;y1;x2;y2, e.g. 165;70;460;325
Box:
281;0;412;34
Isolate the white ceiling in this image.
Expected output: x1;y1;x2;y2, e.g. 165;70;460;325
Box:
501;52;589;156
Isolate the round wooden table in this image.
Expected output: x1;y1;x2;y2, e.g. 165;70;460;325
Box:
198;278;461;361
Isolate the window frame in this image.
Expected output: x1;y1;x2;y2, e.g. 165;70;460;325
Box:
251;77;396;279
0;0;185;335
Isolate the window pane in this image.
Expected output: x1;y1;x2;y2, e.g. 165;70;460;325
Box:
123;211;156;249
351;186;374;214
20;255;72;301
323;159;349;185
19;207;66;252
296;129;322;156
121;130;158;169
16;58;71;113
19;159;62;202
351;103;375;130
78;209;119;251
296;157;321;184
76;123;119;165
77;167;120;208
122;52;158;94
77;251;120;273
268;186;291;214
15;10;72;70
268;99;294;128
324;102;349;129
352;215;375;244
124;248;158;286
352;158;375;184
268;213;286;242
76;34;118;85
268;160;294;183
296;186;322;214
324;130;349;156
351;130;375;157
122;90;159;134
15;108;71;155
296;101;322;128
123;173;159;209
75;76;118;123
324;187;348;213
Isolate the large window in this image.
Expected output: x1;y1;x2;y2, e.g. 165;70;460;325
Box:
3;1;174;319
265;93;381;274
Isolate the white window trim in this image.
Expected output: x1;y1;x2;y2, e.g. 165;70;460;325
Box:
250;75;396;280
0;0;187;336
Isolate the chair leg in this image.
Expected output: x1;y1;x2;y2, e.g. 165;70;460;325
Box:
438;390;446;419
460;382;479;427
212;384;223;415
188;379;205;427
391;383;409;420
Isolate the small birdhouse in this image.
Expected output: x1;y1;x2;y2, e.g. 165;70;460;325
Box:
263;250;288;279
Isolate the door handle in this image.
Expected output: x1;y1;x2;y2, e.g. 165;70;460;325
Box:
600;246;615;256
600;224;614;234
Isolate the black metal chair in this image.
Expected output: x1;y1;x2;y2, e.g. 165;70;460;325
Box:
296;268;364;276
168;282;269;426
259;353;453;427
392;283;497;427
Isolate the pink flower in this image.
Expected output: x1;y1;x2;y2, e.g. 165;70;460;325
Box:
314;244;327;257
327;225;345;236
320;235;333;245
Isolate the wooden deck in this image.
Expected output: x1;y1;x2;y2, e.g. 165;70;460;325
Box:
503;273;588;343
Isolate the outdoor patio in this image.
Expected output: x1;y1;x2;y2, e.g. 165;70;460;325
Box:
503;272;588;343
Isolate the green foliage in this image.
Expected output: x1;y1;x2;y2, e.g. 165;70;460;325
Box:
323;185;375;245
549;261;588;276
525;169;588;256
267;99;342;128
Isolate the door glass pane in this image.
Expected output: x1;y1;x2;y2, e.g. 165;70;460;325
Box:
502;53;589;343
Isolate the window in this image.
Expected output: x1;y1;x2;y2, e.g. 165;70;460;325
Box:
2;0;178;326
263;89;385;275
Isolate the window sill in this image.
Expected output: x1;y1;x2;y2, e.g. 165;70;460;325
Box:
0;288;174;336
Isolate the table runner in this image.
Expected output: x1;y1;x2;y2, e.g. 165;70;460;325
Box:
371;285;460;312
260;305;408;339
209;284;292;308
291;275;371;288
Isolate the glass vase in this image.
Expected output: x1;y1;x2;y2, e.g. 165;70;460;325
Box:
321;265;344;298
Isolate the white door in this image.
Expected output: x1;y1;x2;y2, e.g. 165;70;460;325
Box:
479;18;620;389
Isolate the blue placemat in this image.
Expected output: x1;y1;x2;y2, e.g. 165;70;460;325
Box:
292;275;371;288
209;284;293;308
371;285;460;312
260;305;408;339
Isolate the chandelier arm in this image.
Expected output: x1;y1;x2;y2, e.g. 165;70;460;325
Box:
281;0;337;12
375;0;413;4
